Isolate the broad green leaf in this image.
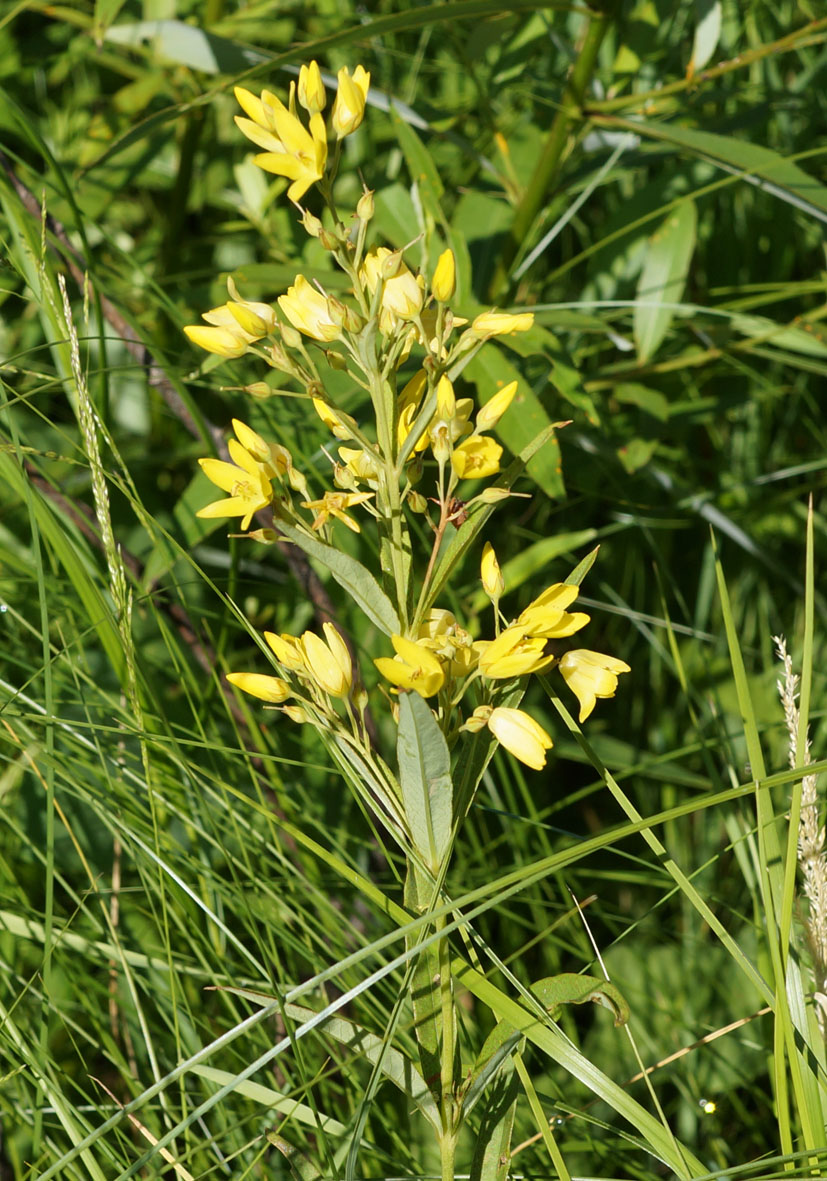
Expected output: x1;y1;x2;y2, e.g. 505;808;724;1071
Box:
103;20;268;74
689;0;721;74
463;346;565;499
634;199;697;363
276;521;400;636
404;864;443;1101
613;382;670;420
397;692;452;871
618;436;658;473
728;312;827;358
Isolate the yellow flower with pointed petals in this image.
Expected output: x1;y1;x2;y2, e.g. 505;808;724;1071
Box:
234;85;327;202
488;707;553;770
279;276;341;342
331;65;370;137
472;311;534;337
475;625;552;679
518;583;590;639
299;623;352;698
451;434;502;480
558;649;631;721
301;489;374;533
375;635;445;698
226;672;291;703
197;439;273;530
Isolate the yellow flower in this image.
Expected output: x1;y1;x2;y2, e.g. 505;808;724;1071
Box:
197;438;273;530
375;634;445;698
481;542;504;601
298;61;326;114
301;489;374;533
476;625;552;679
264;631;306;672
432;249;456;303
226;672;291;703
338;446;379;483
471;311;534;336
476;380;518;433
183;323;250;358
558;649;631;722
299;623;352;698
361;248;424;323
518;583;590;639
279;276;341;342
331;65;370;137
452;434;502;480
488;707;553;770
417;609;477;677
234;85;327;202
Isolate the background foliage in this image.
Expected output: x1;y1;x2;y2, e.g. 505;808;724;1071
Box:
1;0;827;1176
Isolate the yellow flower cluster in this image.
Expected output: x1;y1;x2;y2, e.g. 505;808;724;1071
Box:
370;549;629;769
186;61;630;778
229;622;354;722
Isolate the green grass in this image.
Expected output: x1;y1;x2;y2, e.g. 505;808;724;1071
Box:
1;1;827;1177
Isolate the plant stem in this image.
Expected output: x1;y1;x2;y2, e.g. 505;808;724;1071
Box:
486;2;616;302
437;910;456;1181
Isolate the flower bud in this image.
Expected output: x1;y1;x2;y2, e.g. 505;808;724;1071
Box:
325;348;347;370
245;381;273;399
281;322;302;349
318;225;341;252
331;65;370;137
298;61;326;114
407;490;428;513
356;188;375;222
476;380;518;433
481;541;505;601
432;248;456;303
282;704;311;724
302;210;323;237
380;250;404;280
436;374;456;420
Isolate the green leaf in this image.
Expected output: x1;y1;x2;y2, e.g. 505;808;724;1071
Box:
276;521;400;636
103;20;269;74
689;0;721;73
463;346;565;499
470;1064;519;1181
634;199;697;363
192;1065;349;1135
263;1136;322;1181
397;692;453;870
627;120;827;223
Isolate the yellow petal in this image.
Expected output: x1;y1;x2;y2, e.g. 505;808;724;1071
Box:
226;672;290;703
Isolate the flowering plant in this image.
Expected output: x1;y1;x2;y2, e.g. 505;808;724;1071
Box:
185;62;630;1179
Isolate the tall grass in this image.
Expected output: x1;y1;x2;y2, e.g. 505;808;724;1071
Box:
1;1;826;1177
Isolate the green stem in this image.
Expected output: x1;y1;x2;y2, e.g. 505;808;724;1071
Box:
370;370;410;629
486;2;616;301
437;911;456;1181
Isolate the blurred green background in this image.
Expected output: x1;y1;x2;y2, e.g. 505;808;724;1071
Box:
1;1;826;1176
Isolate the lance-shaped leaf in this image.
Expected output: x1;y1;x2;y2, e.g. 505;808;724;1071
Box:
634;199;697;363
277;520;400;636
397;692;452;871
